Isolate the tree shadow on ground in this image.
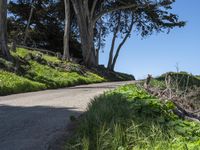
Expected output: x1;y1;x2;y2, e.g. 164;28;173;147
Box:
0;105;82;150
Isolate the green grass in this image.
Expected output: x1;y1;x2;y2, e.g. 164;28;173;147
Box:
66;84;200;150
0;70;46;95
149;78;166;89
0;48;105;95
25;61;105;88
1;47;134;96
13;48;61;63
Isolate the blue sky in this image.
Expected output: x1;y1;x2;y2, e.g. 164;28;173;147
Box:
100;0;200;79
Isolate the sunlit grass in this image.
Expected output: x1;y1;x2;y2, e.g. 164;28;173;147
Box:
0;70;46;95
25;61;105;88
0;48;105;95
14;48;61;63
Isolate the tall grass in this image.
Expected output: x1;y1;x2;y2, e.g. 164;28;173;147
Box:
66;85;200;150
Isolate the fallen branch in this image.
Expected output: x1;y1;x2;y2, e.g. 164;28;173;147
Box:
172;101;200;122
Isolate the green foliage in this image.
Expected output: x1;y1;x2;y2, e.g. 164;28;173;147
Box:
0;58;14;71
0;48;106;95
66;85;200;150
157;72;200;89
8;0;65;51
149;79;166;90
0;48;134;95
43;54;61;64
113;84;153;100
25;61;104;88
196;76;200;80
0;70;46;95
15;48;61;63
12;48;29;58
146;72;200;95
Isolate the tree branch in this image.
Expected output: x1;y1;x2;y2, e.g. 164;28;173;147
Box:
84;0;90;18
91;0;98;18
93;3;139;23
111;16;134;70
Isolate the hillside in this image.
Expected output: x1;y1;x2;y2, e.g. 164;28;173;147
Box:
0;48;134;96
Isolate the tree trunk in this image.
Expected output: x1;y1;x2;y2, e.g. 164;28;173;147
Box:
71;0;97;67
110;18;134;71
95;48;99;65
78;19;95;66
107;32;117;70
107;12;121;71
107;20;121;70
71;0;138;67
0;0;12;61
23;0;34;45
63;0;70;60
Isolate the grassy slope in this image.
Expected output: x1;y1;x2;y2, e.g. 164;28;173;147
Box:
66;84;200;150
0;70;46;95
0;48;105;95
0;48;134;96
26;61;104;88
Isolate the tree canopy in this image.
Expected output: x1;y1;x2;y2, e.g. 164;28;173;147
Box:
1;0;185;69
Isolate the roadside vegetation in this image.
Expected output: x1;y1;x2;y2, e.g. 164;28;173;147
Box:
0;48;134;96
150;72;200;90
66;84;200;150
145;72;200;117
196;76;200;80
0;70;46;95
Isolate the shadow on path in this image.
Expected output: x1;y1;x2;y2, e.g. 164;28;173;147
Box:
0;105;82;150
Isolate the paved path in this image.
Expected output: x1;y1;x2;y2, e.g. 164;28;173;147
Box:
0;81;135;150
